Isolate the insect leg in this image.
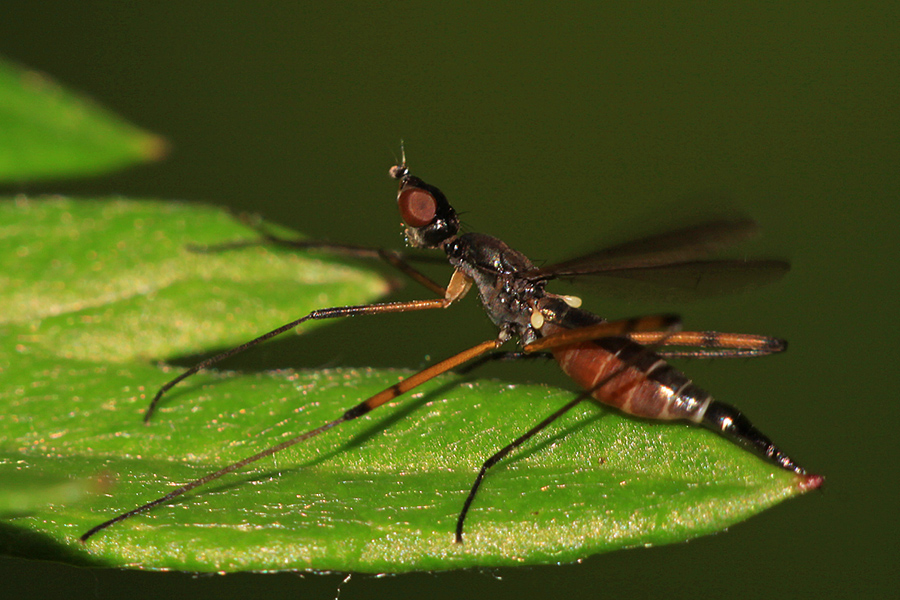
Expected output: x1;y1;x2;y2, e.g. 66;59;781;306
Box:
456;360;638;543
522;314;682;353
458;315;686;374
628;331;786;359
190;220;448;297
82;337;504;543
458;327;688;542
524;317;785;360
144;298;450;422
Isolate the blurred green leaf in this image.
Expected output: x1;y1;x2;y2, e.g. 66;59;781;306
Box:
0;467;112;515
0;58;165;182
0;198;820;572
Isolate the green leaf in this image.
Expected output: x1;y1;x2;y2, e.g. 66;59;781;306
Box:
0;58;165;182
0;198;821;572
0;197;387;361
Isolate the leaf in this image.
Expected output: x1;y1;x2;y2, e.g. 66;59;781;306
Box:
0;58;165;182
0;197;388;361
0;198;821;572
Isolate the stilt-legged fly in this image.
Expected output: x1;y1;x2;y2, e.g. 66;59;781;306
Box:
81;157;819;544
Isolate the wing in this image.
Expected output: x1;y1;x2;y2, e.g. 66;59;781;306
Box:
522;219;789;298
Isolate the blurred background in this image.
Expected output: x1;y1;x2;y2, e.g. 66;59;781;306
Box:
1;2;896;598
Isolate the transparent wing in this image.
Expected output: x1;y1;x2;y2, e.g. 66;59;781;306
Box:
523;219;788;299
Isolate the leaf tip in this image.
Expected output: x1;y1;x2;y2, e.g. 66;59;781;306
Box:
797;472;824;493
139;133;170;162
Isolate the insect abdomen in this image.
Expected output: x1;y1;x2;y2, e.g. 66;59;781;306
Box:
552;337;711;422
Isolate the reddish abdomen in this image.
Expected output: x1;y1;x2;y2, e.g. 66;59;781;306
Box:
552;337;711;422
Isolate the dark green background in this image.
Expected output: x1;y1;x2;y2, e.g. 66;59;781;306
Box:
1;2;895;598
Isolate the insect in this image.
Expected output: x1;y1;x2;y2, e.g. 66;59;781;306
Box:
80;156;815;544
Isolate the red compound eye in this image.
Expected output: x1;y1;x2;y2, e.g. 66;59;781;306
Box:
398;187;437;227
